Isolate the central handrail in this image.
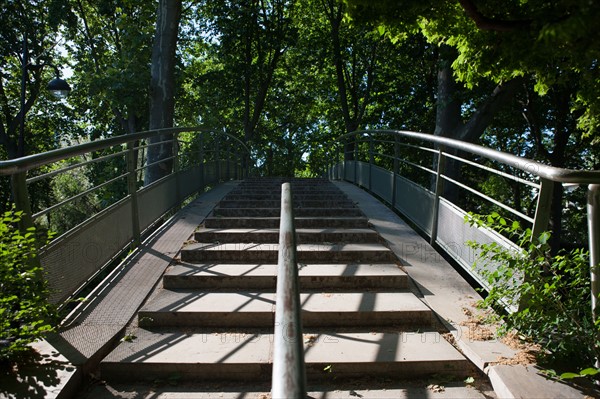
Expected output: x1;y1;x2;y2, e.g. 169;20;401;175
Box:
272;182;306;398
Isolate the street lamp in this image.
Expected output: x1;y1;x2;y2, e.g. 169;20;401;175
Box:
47;75;71;99
18;33;71;157
12;33;73;232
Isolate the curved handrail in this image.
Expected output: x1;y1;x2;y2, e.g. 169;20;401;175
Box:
331;128;600;367
0;126;250;175
341;129;600;184
1;125;252;305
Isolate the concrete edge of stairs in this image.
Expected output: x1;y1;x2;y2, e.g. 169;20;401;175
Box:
333;180;594;399
31;181;242;398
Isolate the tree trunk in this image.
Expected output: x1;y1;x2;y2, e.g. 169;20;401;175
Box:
144;0;182;185
433;45;520;202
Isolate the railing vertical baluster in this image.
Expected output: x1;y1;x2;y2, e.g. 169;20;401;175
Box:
226;143;231;180
588;184;600;369
10;172;34;231
126;141;141;247
340;143;346;181
172;134;182;204
199;133;205;190
272;182;306;399
215;134;221;181
368;134;374;192
392;135;399;209
354;134;358;183
430;146;445;246
531;178;554;241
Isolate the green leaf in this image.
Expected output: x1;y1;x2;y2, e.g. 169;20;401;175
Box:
579;368;599;376
560;372;581;379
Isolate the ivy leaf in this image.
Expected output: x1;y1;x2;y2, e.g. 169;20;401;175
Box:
579;368;599;376
560;372;581;379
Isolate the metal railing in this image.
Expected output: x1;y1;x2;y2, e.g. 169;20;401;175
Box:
0;126;252;305
272;182;306;398
326;129;600;320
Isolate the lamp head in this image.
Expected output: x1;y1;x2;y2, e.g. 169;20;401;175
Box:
47;77;71;99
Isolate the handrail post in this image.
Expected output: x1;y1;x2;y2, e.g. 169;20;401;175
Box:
531;178;554;240
198;133;205;190
430;146;445;245
226;145;231;180
272;182;306;399
354;134;359;183
588;184;600;369
173;134;182;204
368;134;374;192
10;171;35;232
340;143;345;181
392;135;400;209
215;135;221;181
126;141;141;247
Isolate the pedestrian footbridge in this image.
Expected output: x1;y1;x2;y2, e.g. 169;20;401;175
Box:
1;127;598;398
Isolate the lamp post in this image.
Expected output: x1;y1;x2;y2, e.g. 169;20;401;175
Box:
18;32;71;157
13;33;71;232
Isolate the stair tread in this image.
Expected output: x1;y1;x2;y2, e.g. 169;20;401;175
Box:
141;291;429;314
194;227;378;242
165;263;405;278
195;228;376;235
81;385;488;399
101;329;466;366
183;242;391;252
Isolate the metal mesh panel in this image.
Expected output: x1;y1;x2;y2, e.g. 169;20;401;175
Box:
436;198;518;290
203;161;217;185
137;175;178;232
371;166;393;203
343;161;355;181
178;166;203;199
40;200;134;304
393;174;434;236
356;161;369;188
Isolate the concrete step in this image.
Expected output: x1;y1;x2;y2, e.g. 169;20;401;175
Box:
193;228;380;244
222;194;349;201
227;189;343;197
100;329;469;382
216;199;355;208
212;207;363;217
203;216;370;229
80;382;489;399
163;263;408;290
180;242;397;263
138;291;430;328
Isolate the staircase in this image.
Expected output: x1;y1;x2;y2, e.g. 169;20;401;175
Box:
97;178;474;396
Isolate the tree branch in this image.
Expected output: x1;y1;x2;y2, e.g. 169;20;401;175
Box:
458;0;532;32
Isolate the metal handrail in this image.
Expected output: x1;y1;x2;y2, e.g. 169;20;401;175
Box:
329;129;600;365
272;182;306;398
341;129;600;184
0;126;250;175
0;126;252;305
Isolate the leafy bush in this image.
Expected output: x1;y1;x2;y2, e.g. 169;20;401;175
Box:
466;212;598;369
0;208;56;362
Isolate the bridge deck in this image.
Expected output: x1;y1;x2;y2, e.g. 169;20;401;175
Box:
36;179;587;398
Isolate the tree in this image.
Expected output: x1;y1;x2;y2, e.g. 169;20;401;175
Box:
0;0;75;159
67;0;155;138
145;0;182;185
344;0;600;141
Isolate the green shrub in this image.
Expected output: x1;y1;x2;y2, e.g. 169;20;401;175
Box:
466;212;598;370
0;208;56;362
